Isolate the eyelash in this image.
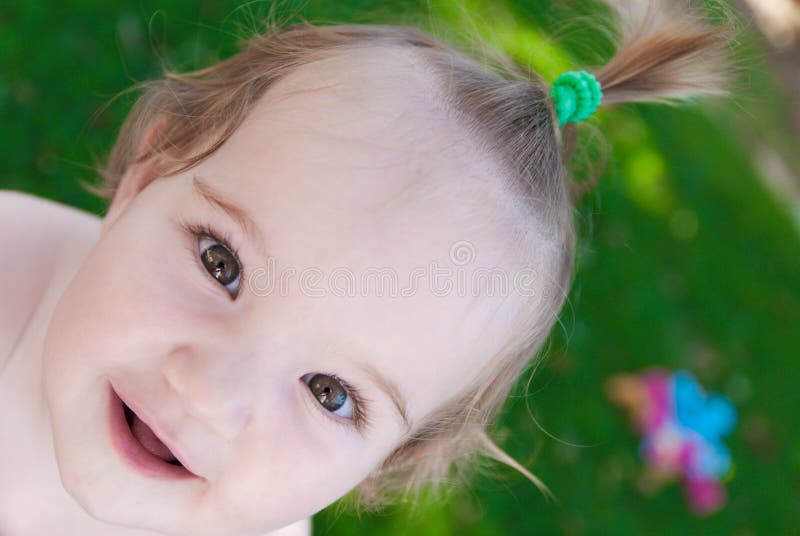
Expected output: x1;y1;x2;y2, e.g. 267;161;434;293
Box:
314;373;371;434
179;218;245;299
177;217;370;432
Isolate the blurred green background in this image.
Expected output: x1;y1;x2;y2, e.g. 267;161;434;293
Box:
2;0;799;534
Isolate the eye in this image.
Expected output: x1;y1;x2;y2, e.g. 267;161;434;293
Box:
303;373;354;419
198;233;242;299
178;220;244;300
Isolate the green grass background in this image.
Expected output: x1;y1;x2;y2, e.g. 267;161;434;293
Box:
2;0;798;534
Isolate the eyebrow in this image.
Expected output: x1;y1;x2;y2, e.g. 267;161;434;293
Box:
356;362;411;432
192;175;267;259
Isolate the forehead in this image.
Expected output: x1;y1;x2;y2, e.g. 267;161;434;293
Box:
188;47;528;418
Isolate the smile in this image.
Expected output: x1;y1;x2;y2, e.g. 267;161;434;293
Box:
107;384;201;480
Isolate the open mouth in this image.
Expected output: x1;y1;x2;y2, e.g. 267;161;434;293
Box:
122;400;183;467
108;384;200;480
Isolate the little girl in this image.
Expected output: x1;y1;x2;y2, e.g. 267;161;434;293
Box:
0;1;733;534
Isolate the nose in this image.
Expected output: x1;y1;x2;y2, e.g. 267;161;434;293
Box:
160;346;256;441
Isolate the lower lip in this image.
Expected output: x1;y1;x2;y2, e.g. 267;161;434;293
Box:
107;384;198;480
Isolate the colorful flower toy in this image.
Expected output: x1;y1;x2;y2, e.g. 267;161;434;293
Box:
606;369;737;515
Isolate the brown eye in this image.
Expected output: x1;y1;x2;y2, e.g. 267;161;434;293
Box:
305;374;353;418
199;236;241;297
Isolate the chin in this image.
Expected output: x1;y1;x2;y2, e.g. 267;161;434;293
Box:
42;368;198;535
43;380;286;536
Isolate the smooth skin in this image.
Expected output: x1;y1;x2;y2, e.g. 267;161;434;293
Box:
0;46;533;536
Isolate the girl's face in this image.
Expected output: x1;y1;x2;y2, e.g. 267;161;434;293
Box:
42;51;526;536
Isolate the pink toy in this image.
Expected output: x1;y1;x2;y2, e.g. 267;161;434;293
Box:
606;368;737;515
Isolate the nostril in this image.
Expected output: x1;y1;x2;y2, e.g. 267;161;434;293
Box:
161;373;178;399
160;351;193;396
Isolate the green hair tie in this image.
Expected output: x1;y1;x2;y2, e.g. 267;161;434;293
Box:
550;70;603;126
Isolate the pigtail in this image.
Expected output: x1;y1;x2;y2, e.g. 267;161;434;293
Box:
561;0;736;202
595;0;735;105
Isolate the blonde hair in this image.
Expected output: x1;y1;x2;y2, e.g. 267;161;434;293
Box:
86;0;735;510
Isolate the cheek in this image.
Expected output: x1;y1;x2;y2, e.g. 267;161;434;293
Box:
42;220;207;380
205;390;387;529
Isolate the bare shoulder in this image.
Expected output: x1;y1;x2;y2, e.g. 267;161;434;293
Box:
0;190;101;362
